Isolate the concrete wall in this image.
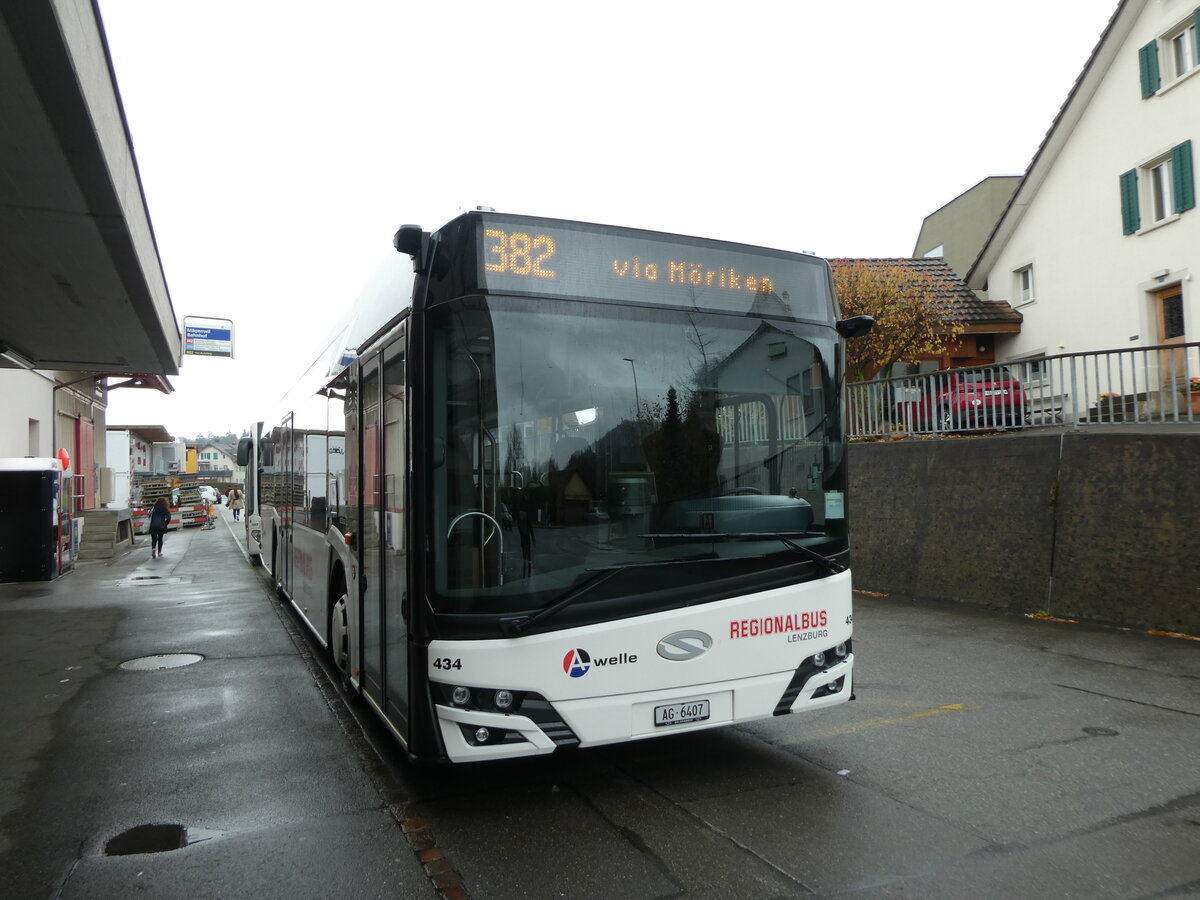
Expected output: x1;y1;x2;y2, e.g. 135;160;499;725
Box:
849;432;1200;634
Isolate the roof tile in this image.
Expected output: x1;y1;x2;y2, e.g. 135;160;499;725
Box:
829;257;1022;326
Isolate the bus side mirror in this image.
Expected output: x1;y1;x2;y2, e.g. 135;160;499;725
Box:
836;315;875;339
394;224;431;274
236;437;253;467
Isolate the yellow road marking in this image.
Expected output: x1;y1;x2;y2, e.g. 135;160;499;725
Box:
803;703;982;740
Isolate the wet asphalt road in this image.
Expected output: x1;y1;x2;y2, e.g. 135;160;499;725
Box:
2;507;1198;898
367;595;1200;899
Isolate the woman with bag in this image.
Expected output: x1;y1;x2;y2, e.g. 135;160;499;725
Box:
228;487;245;521
148;497;170;558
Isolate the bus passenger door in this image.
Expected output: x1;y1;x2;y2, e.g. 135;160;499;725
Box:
360;356;385;705
381;337;409;731
276;414;295;593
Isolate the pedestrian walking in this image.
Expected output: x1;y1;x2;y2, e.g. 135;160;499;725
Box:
148;497;170;558
228;487;245;521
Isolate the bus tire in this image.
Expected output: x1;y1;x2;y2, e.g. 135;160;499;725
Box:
330;589;350;675
330;582;359;705
271;528;283;598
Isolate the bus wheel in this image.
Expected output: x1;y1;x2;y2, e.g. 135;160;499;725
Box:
330;588;359;704
271;529;283;598
331;590;350;675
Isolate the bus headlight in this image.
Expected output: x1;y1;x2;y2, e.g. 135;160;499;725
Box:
451;686;471;706
812;651;826;668
835;643;848;658
494;689;514;710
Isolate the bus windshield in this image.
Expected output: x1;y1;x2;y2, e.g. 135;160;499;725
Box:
428;295;846;621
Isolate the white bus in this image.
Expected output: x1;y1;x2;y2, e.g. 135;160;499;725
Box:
238;210;873;763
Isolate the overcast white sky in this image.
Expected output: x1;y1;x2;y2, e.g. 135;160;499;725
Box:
98;0;1118;438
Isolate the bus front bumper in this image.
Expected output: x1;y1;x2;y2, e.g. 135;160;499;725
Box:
435;653;853;763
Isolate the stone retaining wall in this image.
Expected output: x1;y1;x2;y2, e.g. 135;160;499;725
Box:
849;432;1200;634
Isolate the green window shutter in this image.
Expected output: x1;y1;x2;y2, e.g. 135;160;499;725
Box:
1172;140;1195;212
1119;169;1140;234
1139;41;1160;97
1195;8;1200;61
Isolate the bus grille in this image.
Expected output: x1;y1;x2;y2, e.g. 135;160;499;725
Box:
520;695;580;748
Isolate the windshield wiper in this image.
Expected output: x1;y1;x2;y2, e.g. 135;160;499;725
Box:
772;534;846;574
500;556;711;636
645;532;845;575
500;566;627;637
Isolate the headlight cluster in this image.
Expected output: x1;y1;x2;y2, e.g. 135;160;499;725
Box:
813;642;849;697
435;683;524;714
810;642;849;669
434;684;526;747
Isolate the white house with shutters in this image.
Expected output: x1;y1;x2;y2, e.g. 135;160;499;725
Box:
967;0;1198;376
195;441;241;486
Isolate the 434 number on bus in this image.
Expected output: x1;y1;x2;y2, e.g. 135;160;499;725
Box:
432;657;463;670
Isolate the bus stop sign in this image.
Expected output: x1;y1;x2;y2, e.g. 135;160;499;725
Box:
183;317;234;357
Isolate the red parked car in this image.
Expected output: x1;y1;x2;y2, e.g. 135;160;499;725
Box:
898;366;1026;432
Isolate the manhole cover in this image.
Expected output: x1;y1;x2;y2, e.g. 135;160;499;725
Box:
105;823;187;856
119;653;205;671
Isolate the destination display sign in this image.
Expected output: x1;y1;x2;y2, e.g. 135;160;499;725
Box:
474;214;833;319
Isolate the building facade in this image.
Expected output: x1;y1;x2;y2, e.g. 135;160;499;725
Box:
912;176;1021;280
194;441;242;487
1;368;110;509
968;0;1197;371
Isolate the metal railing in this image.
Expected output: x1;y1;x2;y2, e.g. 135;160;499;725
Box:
849;341;1200;439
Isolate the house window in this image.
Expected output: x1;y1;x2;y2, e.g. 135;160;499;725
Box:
1014;355;1046;384
1170;19;1198;79
1150;158;1173;222
1140;8;1200;95
1119;140;1196;234
1016;265;1034;304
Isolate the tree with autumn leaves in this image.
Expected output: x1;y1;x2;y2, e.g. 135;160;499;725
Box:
830;260;963;381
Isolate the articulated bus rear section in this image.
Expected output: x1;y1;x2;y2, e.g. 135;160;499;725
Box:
250;210;872;764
